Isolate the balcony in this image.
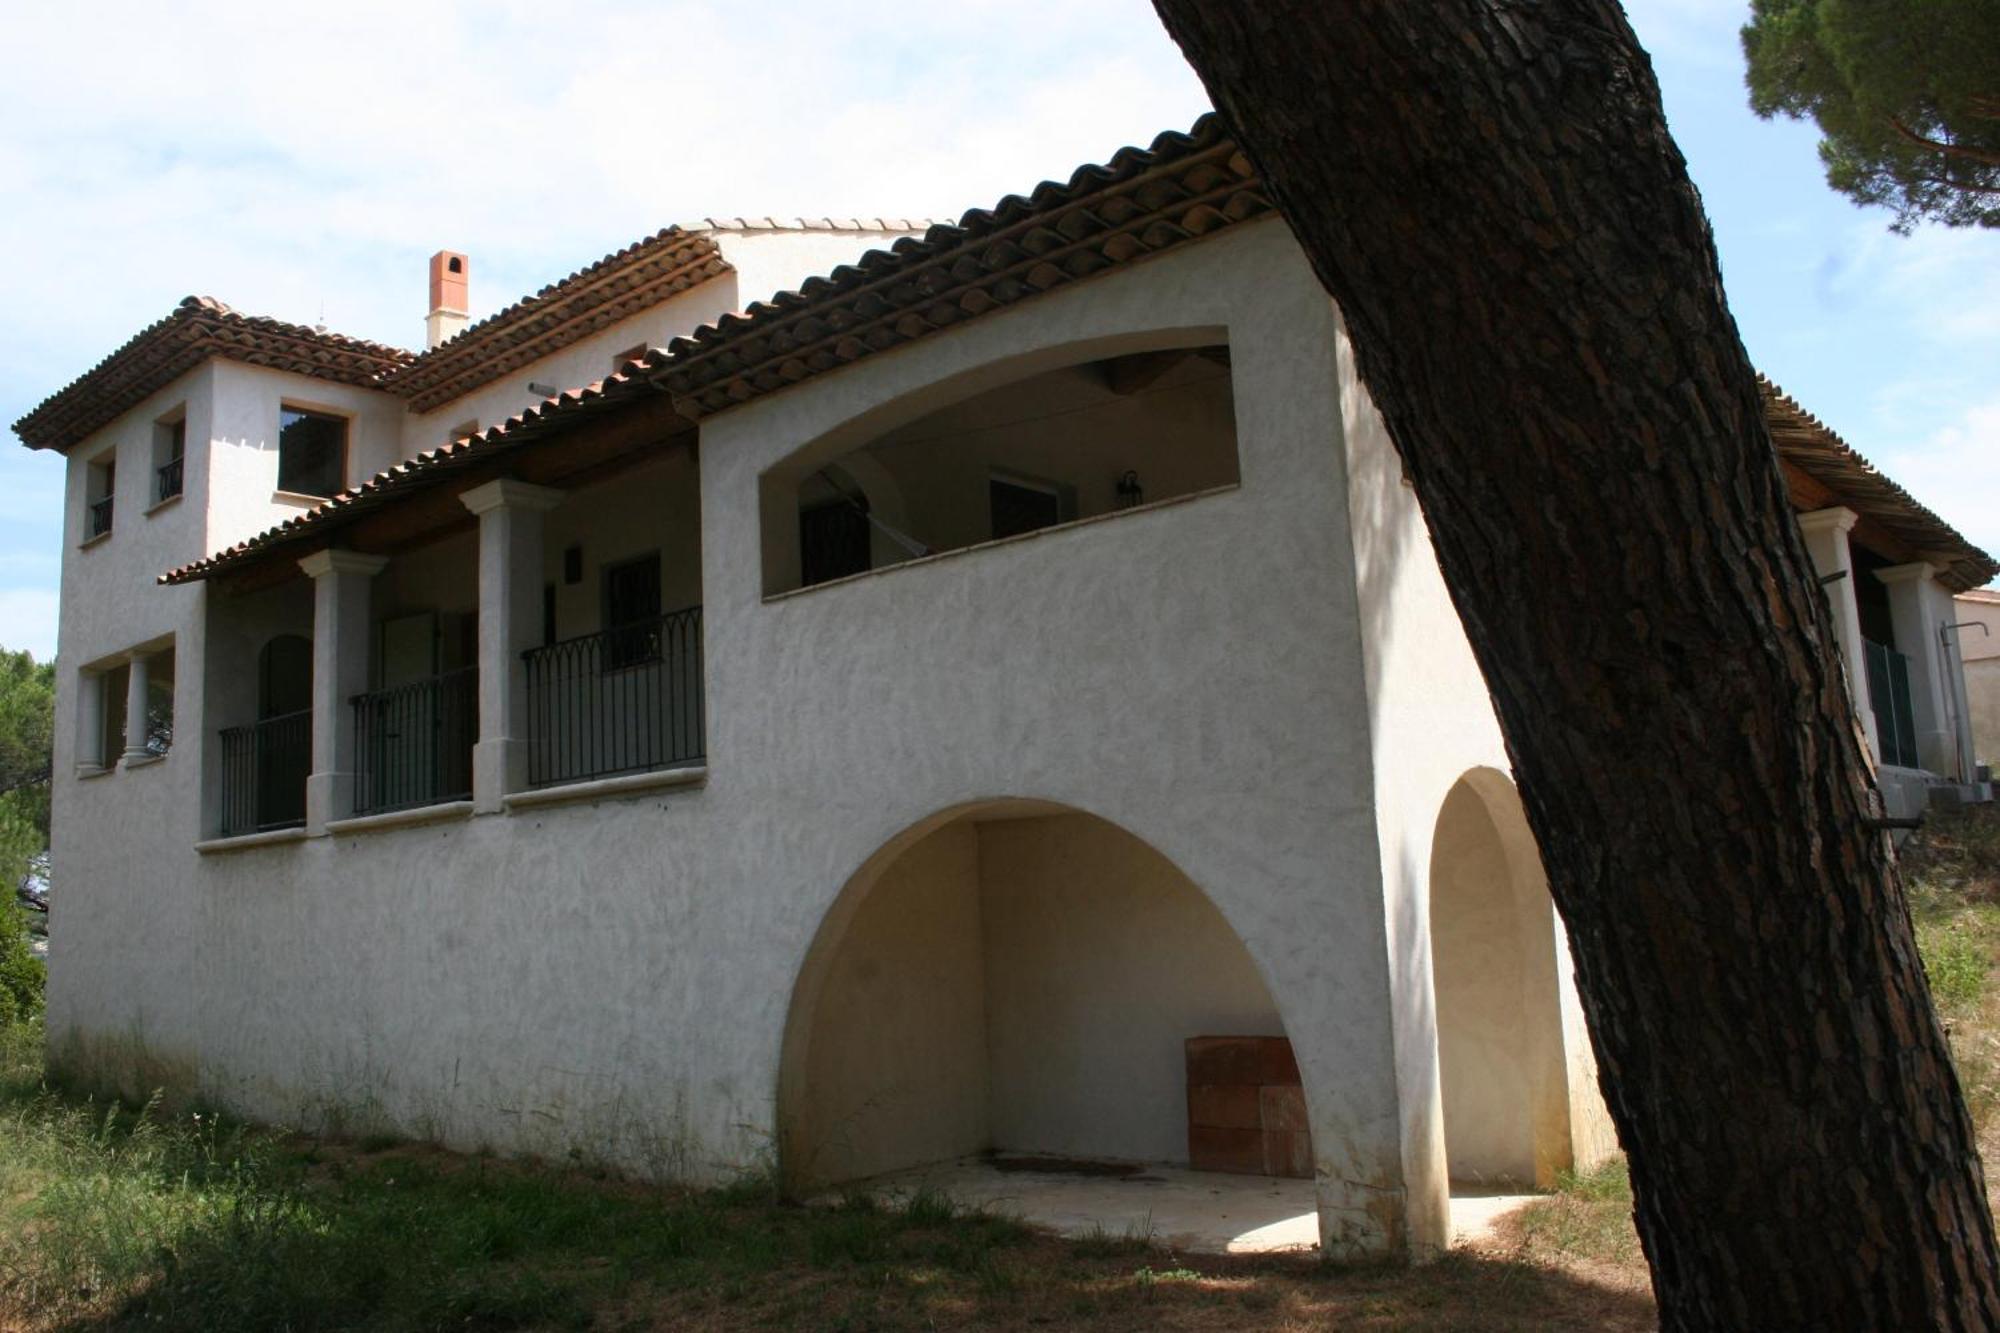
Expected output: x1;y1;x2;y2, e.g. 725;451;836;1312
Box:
523;606;704;788
87;494;114;539
218;709;311;836
352;667;477;816
156;455;184;504
1863;637;1921;770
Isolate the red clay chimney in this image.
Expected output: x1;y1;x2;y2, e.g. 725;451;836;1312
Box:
426;250;469;349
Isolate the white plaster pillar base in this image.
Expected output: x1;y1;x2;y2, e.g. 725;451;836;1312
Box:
119;650;151;765
74;667;106;776
461;479;564;812
1797;507;1879;758
300;549;388;832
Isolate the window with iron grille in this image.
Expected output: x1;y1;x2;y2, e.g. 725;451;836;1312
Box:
153;415;185;503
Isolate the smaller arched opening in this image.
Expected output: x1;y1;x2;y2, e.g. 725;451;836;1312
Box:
761;335;1241;594
778;801;1320;1251
1427;770;1586;1192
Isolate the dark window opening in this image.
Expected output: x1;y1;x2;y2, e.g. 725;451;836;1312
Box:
145;647;176;755
278;407;347;497
155;418;186;502
258;634;314;718
87;458;116;538
601;553;663;669
543;583;557;648
1852;544;1897;648
801;495;872;587
989;475;1068;540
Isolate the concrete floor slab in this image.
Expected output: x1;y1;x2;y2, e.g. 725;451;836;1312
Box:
844;1157;1544;1256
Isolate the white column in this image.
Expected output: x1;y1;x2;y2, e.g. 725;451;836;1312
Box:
1796;508;1879;757
299;549;387;831
1878;562;1957;777
119;651;151;764
1943;617;1980;781
75;669;106;775
460;479;564;811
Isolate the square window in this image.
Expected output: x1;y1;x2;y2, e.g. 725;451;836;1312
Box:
278;407;347;497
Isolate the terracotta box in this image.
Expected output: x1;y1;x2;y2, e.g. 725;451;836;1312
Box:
1186;1035;1312;1178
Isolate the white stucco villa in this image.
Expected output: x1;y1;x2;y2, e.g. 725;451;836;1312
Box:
17;117;1995;1261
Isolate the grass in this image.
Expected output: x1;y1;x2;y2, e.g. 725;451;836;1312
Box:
0;1022;1654;1331
1498;802;2000;1288
19;804;1996;1330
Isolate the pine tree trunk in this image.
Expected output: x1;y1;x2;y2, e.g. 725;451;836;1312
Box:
1149;2;2000;1327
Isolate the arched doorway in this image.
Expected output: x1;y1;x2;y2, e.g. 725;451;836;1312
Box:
1427;770;1575;1189
778;801;1304;1199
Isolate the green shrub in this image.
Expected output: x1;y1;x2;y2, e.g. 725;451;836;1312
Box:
0;899;44;1025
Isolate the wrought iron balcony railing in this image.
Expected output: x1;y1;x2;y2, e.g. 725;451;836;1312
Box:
86;495;114;539
523;606;704;788
353;666;477;816
156;455;184;503
218;708;312;836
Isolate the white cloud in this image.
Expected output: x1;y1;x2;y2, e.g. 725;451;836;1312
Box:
1873;393;2000;574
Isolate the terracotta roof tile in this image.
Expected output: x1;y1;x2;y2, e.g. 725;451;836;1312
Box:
378;228;730;413
159;371;664;585
1761;375;1996;592
13;298;413;452
157;119;1991;601
649;116;1267;417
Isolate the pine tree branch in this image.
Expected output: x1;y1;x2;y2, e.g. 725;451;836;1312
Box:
1887;116;2000;168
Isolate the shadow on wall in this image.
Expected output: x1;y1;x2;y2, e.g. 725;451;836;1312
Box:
775;800;1300;1197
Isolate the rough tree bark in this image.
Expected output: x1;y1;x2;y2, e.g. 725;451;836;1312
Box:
1150;3;2000;1328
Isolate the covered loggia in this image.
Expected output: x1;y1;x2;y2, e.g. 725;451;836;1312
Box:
1427;769;1610;1190
761;338;1241;594
777;801;1320;1249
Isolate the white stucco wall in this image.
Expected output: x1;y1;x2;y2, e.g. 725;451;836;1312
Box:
1332;313;1616;1245
46;215;1607;1261
792;818;989;1184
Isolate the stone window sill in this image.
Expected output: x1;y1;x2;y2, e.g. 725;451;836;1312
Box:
78;529;112;550
272;490;331;509
144;493;184;517
326;801;475;836
196;827;310;855
502;765;707;812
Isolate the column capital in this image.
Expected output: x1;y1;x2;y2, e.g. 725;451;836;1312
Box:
1875;561;1940;587
459;478;565;517
299;548;389;580
1797;506;1859;537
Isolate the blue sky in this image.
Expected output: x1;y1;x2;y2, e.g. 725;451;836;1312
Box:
3;1;1995;661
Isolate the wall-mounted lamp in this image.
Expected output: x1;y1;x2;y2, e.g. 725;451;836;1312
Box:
1115;470;1144;510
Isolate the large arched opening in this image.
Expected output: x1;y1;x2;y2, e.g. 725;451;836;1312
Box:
1427;769;1576;1190
777;800;1318;1249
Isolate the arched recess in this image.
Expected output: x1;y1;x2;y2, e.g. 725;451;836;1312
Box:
1427;768;1576;1188
758;327;1240;595
777;799;1305;1195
